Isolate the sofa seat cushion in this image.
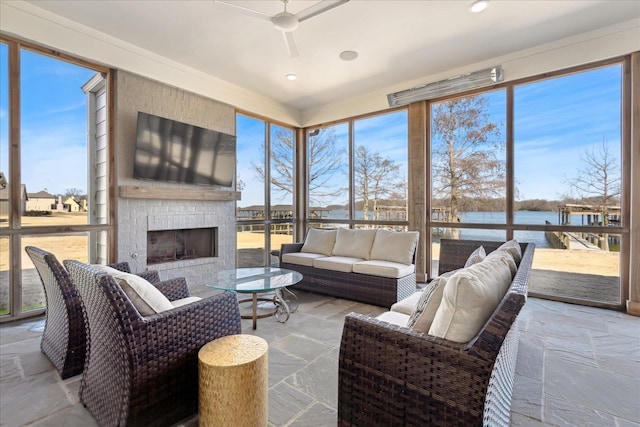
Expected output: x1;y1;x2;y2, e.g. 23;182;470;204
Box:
282;252;326;267
332;228;378;259
369;229;419;265
390;291;422;315
428;256;514;343
352;260;415;279
301;228;337;256
92;265;174;316
313;256;364;273
375;311;410;327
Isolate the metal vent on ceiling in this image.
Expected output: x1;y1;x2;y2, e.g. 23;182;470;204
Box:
387;66;504;107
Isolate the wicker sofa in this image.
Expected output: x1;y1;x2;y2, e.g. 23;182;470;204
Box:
280;228;419;307
338;239;535;426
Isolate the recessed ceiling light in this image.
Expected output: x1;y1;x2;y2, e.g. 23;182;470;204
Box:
469;0;488;13
286;74;297;81
339;50;358;61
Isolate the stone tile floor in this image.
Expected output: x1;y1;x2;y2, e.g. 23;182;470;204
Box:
1;291;638;426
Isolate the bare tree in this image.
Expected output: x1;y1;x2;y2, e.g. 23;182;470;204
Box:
63;188;84;199
252;128;345;206
353;145;401;220
431;95;504;225
564;139;620;212
564;139;620;250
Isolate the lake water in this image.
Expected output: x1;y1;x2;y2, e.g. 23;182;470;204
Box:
323;210;573;248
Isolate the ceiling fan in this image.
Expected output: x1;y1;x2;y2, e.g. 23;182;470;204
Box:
215;0;349;57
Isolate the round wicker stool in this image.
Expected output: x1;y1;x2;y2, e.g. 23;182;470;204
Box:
198;334;269;427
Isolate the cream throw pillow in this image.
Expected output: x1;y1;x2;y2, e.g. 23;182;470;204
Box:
407;276;447;333
484;248;518;276
332;228;378;260
495;239;522;264
464;245;486;267
428;257;513;343
301;228;337;256
369;229;419;265
92;265;174;316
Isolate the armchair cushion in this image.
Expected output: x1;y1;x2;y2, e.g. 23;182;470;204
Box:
93;265;173;315
301;228;337;256
332;228;378;259
428;257;513;343
171;296;202;308
369;230;419;265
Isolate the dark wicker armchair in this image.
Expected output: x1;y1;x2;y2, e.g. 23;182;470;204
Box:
24;246;165;380
24;246;86;379
64;259;242;427
338;239;535;427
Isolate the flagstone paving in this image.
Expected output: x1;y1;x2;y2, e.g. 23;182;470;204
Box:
1;291;638;426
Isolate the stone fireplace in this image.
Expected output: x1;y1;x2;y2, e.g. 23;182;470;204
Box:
114;70;238;286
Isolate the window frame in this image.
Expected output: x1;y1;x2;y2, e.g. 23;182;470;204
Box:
0;35;114;322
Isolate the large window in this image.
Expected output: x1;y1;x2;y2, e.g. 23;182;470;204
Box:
428;61;626;307
0;37;111;320
236;113;296;267
306;110;409;231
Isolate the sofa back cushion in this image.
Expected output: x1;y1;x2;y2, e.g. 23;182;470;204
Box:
332;228;378;260
369;230;419;265
301;228;337;256
428;256;513;343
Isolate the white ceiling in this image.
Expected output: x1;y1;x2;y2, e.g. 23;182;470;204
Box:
23;0;640;113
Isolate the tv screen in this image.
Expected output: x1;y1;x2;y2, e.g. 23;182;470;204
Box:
133;112;236;187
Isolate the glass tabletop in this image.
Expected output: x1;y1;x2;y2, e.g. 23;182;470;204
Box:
207;267;303;293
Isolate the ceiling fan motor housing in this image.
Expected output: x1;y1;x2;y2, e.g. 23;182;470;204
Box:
273;12;299;32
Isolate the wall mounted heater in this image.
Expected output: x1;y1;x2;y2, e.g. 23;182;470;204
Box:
387;65;504;107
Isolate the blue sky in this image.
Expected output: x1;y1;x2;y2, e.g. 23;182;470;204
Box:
1;46;622;205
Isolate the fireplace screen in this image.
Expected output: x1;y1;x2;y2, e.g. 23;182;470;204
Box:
147;227;217;264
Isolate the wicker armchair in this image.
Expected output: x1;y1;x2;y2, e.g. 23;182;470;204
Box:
338;239;535;427
24;246;164;379
24;246;86;379
64;259;242;427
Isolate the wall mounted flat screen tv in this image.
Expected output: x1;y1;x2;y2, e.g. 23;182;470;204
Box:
133;112;236;187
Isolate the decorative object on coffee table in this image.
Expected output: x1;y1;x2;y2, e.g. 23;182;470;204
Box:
199;334;268;427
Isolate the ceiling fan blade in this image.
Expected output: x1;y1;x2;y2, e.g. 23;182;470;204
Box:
295;0;349;22
283;31;299;58
214;0;273;21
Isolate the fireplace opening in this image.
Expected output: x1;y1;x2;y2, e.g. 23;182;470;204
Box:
147;227;217;265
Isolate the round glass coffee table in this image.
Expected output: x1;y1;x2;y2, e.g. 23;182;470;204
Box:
209;267;303;330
